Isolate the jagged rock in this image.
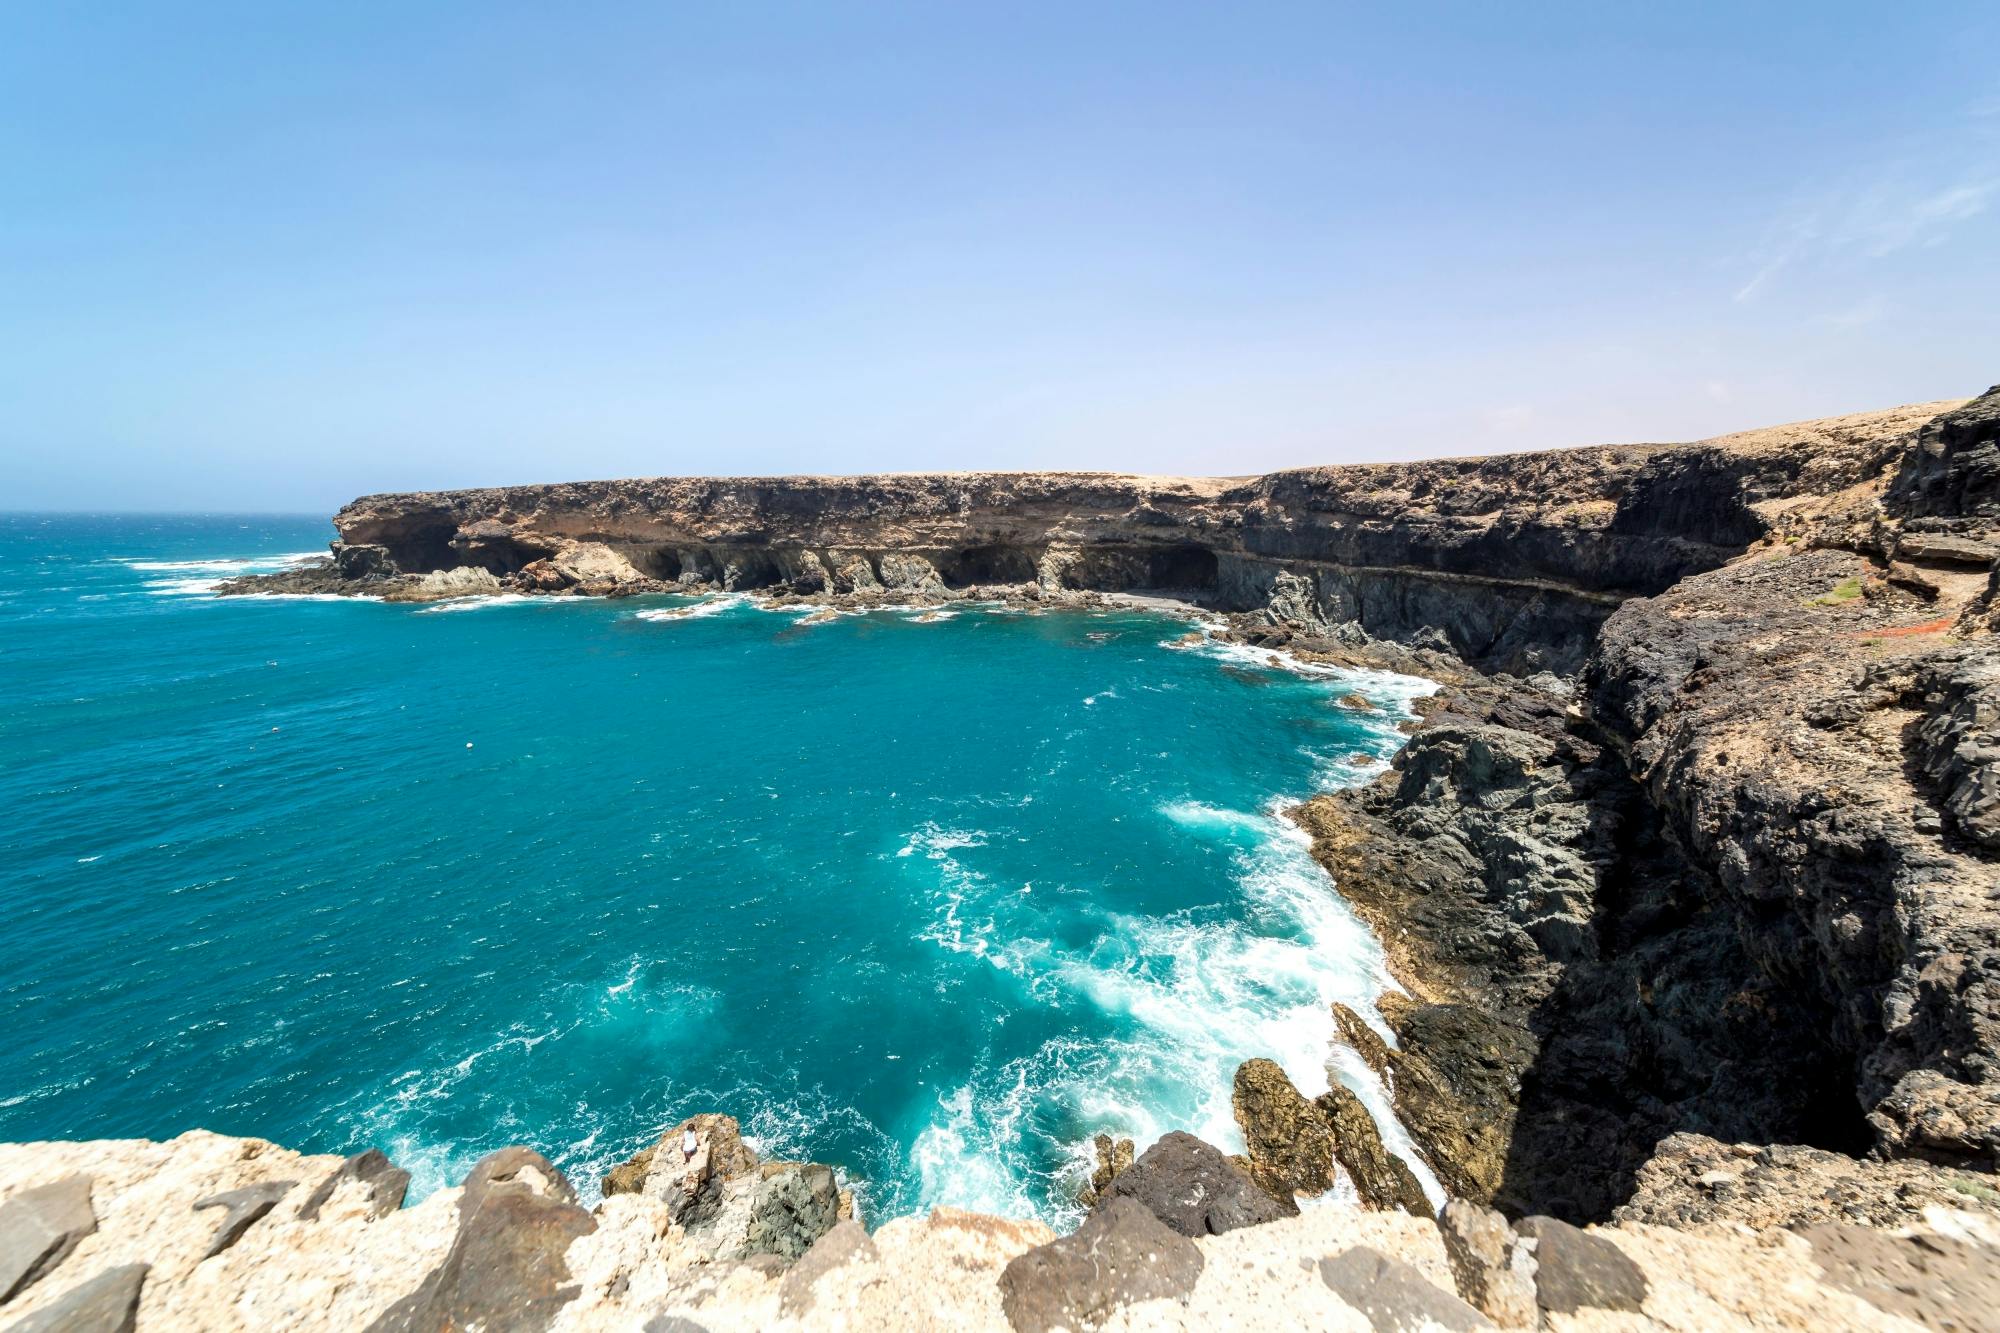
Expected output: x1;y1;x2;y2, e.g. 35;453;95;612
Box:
1618;1132;2000;1228
642;1319;710;1333
1314;1084;1433;1217
367;1147;595;1333
1;1264;146;1333
1515;1215;1646;1316
1232;1059;1339;1202
1077;1134;1133;1207
297;1149;410;1222
1332;1003;1393;1080
332;542;398;579
1895;532;1999;566
1799;1222;2000;1331
1371;998;1534;1206
0;1177;95;1306
776;1218;877;1317
602;1113;758;1216
997;1196;1203;1333
741;1163;840;1262
1436;1200;1536;1328
1318;1246;1491;1332
193;1179;295;1258
1093;1131;1294;1236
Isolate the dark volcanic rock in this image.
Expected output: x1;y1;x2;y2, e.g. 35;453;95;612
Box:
997;1196;1203;1333
1231;1059;1338;1202
192;1180;295;1259
742;1163;840;1263
2;1264;147;1333
1092;1131;1293;1236
1319;1246;1491;1332
1515;1216;1646;1316
0;1177;95;1306
368;1147;595;1333
297;1149;410;1222
1887;385;2000;520
1314;1084;1433;1217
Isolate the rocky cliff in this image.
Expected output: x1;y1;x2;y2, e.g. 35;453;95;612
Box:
1292;387;2000;1226
225;398;1954;677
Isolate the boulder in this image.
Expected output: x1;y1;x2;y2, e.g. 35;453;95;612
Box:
1319;1246;1492;1332
1314;1084;1433;1217
192;1180;295;1259
367;1147;596;1333
332;542;399;579
2;1264;147;1333
1436;1200;1536;1327
1093;1131;1293;1236
777;1218;877;1317
741;1163;841;1262
1232;1059;1338;1201
297;1149;410;1222
997;1196;1203;1333
1514;1215;1646;1316
0;1176;95;1305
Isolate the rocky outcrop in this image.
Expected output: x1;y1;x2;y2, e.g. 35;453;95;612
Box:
1290;386;2000;1228
597;1115;842;1265
7;1126;2000;1329
1088;1132;1293;1236
220;400;1955;674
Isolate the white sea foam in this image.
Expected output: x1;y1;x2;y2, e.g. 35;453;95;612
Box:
903;784;1445;1220
414;594;538;613
128;551;325;596
632;594;752;622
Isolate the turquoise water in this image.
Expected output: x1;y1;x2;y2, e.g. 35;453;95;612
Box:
1;513;1431;1223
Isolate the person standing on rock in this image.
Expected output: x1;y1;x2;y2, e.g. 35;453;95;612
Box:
681;1126;699;1164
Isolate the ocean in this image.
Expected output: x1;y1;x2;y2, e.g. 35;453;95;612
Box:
0;512;1434;1225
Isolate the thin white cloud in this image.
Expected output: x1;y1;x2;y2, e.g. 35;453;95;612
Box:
1734;159;1994;302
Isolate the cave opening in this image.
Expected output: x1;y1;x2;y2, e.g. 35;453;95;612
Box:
938;544;1039;588
1144;544;1220;593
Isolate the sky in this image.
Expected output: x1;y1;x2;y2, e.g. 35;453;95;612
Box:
2;2;1996;511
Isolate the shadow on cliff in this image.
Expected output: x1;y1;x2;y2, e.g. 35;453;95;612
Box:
1492;744;1875;1221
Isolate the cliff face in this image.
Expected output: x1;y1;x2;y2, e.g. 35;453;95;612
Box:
266;398;1954;675
1296;387;2000;1221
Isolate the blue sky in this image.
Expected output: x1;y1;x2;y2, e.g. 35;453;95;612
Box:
3;2;1995;510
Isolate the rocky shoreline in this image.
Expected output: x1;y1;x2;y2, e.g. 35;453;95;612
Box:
15;384;1996;1328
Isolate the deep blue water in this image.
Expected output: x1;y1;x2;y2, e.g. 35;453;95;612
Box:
0;513;1433;1223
